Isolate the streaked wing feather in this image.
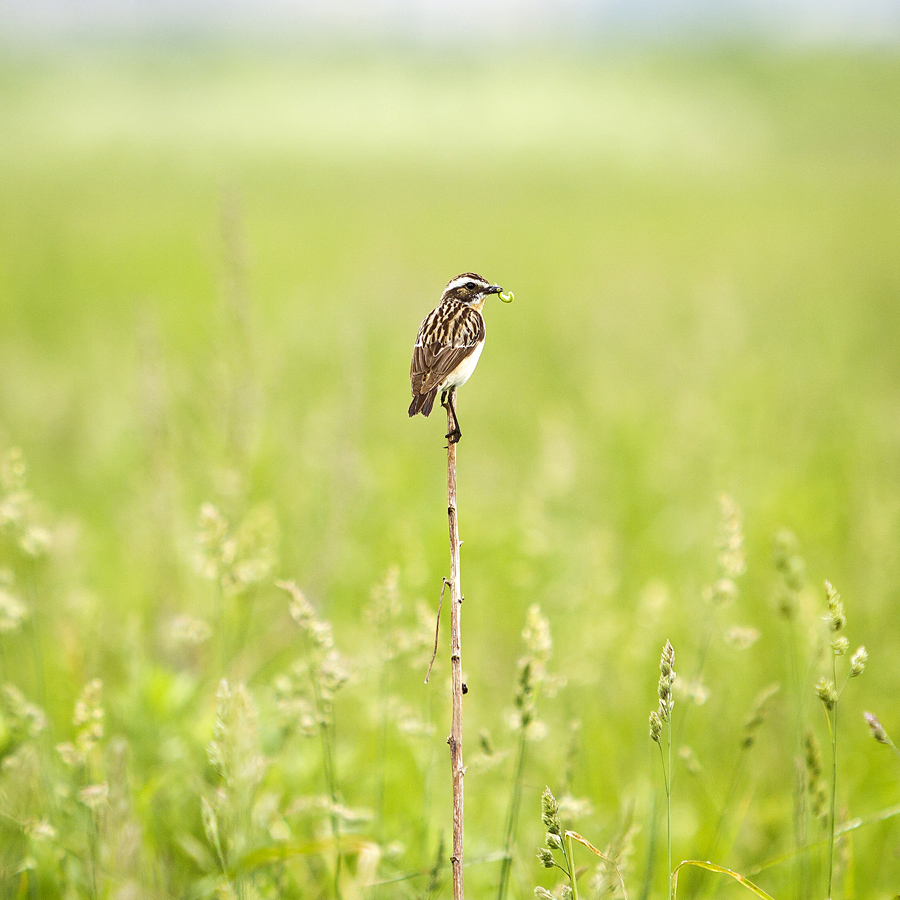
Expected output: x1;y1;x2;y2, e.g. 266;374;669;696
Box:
410;303;485;396
410;344;476;395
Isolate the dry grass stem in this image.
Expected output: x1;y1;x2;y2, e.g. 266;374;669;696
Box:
446;398;466;900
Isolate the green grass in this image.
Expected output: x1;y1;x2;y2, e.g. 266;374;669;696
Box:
1;42;900;898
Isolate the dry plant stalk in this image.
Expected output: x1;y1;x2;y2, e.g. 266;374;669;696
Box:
446;399;466;900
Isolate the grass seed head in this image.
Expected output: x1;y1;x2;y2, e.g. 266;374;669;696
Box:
278;580;334;649
660;639;675;678
657;640;676;721
557;792;594;820
588;817;638;900
724;626;761;650
318;649;350;704
804;729;829;827
207;679;266;791
367;565;400;623
57;679;105;768
804;728;822;780
512;605;560;734
850;646;867;677
706;577;738;607
0;447;26;493
0;447;52;557
864;712;889;744
196;503;277;595
773;529;805;618
522;603;553;662
773;530;805;590
20;525;51;557
78;783;109;811
170;614;212;646
717;494;746;580
24;819;57;842
742;684;780;749
541;786;561;835
815;678;838;710
3;685;46;741
0;585;28;634
824;580;846;632
679;744;702;775
201;795;221;851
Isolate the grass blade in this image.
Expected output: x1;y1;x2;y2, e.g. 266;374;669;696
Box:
671;860;775;900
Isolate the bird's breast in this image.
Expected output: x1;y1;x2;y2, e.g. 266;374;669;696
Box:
440;339;485;390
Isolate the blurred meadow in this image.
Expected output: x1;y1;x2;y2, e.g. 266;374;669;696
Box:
2;39;900;899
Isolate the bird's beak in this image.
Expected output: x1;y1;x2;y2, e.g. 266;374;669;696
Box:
485;285;503;295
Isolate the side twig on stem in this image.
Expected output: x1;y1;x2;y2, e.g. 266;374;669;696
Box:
425;577;450;685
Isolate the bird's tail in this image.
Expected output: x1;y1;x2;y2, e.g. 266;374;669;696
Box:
408;388;439;418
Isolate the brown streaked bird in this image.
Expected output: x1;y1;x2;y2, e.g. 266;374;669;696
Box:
408;273;505;444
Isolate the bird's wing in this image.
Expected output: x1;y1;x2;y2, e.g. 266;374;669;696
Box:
410;303;485;397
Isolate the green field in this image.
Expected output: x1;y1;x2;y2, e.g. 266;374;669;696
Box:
2;43;900;898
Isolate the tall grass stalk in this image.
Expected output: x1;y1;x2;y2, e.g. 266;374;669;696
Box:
444;397;466;900
815;581;866;900
772;529;810;900
303;625;343;899
639;794;659;900
535;787;574;900
535;787;629;900
497;726;527;900
677;496;746;745
564;830;580;900
278;580;348;900
663;725;672;900
651;640;676;900
498;604;555;900
694;685;780;900
825;654;838;900
23;561;46;710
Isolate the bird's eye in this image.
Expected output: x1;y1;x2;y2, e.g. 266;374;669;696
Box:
465;282;476;290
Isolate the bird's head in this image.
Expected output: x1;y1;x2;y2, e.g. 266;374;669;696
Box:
441;273;505;309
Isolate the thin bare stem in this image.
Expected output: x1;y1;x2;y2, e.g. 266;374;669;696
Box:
826;656;838;900
639;793;659;900
666;725;673;900
301;629;342;900
25;560;46;709
446;396;466;900
564;831;580;900
875;730;900;765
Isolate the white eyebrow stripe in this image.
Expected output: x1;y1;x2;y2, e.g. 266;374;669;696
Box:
444;276;473;293
443;275;487;295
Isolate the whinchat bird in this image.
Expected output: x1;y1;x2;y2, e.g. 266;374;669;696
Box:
408;273;510;444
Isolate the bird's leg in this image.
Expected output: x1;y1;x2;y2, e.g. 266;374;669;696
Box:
443;388;462;444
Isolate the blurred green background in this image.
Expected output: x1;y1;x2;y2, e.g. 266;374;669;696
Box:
2;39;900;899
